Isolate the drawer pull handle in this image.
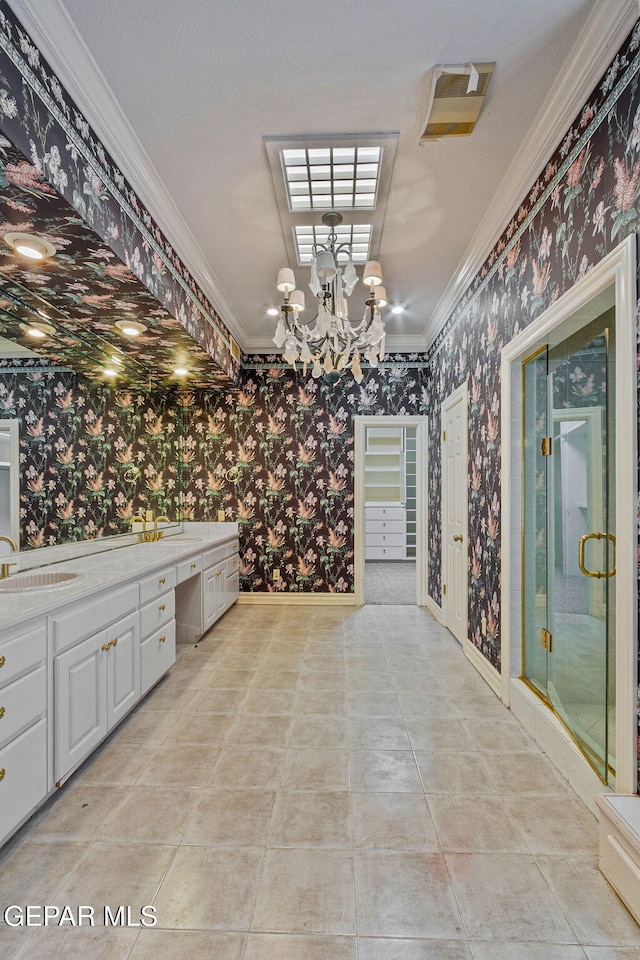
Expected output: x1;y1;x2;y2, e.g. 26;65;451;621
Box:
159;604;166;611
0;768;5;782
0;707;5;719
0;656;5;668
159;577;166;585
159;635;166;643
191;562;197;569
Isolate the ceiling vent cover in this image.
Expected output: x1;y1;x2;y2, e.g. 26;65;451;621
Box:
419;62;495;142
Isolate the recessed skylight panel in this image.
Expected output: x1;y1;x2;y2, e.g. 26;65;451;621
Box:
294;223;372;265
282;147;381;211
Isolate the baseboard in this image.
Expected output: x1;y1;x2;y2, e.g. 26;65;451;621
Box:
464;638;502;697
422;594;443;623
237;593;357;606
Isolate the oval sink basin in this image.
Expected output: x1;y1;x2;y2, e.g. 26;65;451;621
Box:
0;571;82;592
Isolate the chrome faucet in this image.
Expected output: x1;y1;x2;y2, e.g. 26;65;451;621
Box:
0;536;18;579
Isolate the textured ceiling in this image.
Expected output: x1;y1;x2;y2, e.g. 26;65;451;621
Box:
10;0;596;351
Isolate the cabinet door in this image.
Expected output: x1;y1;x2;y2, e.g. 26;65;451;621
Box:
55;631;108;783
0;718;47;845
140;621;176;696
106;612;140;729
203;562;226;630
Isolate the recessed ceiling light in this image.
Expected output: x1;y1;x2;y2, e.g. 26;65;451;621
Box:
20;320;55;339
104;368;118;378
266;306;280;317
5;232;56;260
115;319;147;337
391;305;404;315
174;367;188;377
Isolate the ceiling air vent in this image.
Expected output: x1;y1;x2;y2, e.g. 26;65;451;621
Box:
229;335;241;363
419;62;495;142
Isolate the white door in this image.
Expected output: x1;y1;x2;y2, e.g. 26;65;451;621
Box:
442;385;468;644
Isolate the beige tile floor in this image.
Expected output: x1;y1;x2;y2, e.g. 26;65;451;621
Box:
1;604;639;960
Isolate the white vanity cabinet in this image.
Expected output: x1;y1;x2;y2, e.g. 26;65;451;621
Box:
139;565;177;696
52;589;140;784
0;620;48;846
202;538;239;633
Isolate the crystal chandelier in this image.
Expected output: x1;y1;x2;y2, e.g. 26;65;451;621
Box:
272;212;386;384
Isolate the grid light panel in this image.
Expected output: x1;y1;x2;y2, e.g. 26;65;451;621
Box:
294;224;372;265
282;146;381;211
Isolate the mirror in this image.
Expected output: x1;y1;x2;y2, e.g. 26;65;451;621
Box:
0;419;19;545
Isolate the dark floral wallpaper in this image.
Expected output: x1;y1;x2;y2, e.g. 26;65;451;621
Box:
0;2;237;383
0;366;181;547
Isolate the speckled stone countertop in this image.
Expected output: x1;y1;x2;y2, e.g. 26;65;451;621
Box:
0;522;238;632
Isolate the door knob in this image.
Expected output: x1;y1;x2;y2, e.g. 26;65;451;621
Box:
453;535;463;542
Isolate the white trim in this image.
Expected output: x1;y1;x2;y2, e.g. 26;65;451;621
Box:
353;415;428;607
464;638;502;697
0;419;19;545
422;593;443;623
7;0;248;352
244;333;432;354
441;382;468;644
236;593;356;605
500;233;638;795
424;0;639;349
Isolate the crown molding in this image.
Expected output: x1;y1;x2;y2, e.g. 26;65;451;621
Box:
423;0;639;348
6;0;249;350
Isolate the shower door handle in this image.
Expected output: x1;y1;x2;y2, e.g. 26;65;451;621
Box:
578;532;616;578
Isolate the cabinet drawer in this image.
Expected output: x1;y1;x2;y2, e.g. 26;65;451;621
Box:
224;539;239;559
139;567;177;604
52;584;138;654
140;590;175;638
366;533;405;547
0;718;47;844
0;622;46;688
366;546;406;560
226;554;239;577
202;544;226;569
227;571;239;602
365;506;405;520
366;520;404;534
140;620;176;695
176;554;202;584
0;664;46;748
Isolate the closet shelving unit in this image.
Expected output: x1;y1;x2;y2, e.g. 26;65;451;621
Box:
364;427;416;560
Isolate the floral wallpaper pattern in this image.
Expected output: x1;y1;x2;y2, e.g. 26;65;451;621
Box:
0;138;233;388
0;2;237;383
0;366;181;548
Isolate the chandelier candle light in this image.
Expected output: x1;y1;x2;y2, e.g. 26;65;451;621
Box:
272;212;386;384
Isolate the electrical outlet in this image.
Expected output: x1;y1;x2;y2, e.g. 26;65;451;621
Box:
273;569;281;581
217;509;225;522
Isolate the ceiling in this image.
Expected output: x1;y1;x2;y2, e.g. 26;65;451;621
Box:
3;0;628;355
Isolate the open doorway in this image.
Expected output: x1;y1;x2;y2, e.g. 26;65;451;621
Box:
354;415;427;606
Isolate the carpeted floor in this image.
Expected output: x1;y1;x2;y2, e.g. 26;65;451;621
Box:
365;560;416;605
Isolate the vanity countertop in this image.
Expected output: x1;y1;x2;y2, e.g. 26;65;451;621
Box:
0;522;239;632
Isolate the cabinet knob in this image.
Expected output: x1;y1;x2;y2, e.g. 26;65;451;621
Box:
0;707;5;719
101;642;111;652
159;635;166;643
159;604;166;611
159;577;166;584
191;562;196;569
0;768;5;781
453;534;463;543
0;656;5;668
112;638;118;648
